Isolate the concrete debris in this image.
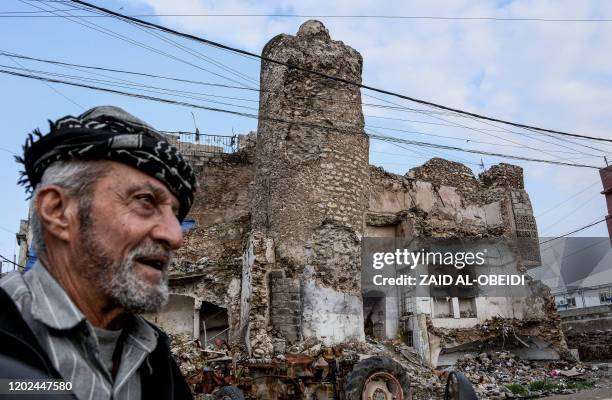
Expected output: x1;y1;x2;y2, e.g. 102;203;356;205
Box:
452;351;607;399
170;333;206;378
564;329;612;361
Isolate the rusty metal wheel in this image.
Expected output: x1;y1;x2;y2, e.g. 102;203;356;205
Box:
361;371;404;400
344;356;410;400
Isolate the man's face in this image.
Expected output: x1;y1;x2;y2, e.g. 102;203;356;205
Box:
77;161;183;314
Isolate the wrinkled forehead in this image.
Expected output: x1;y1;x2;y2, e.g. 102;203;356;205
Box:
99;162;181;211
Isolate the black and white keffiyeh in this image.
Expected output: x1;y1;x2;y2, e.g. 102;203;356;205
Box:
17;106;197;221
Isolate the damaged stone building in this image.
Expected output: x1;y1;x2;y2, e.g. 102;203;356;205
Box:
149;20;567;370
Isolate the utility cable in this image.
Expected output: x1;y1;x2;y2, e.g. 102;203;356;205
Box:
3;50;604;160
68;0;612;144
20;0;256;88
0;254;24;270
1;68;603;170
536;182;600;218
539;219;607;245
5;10;612;22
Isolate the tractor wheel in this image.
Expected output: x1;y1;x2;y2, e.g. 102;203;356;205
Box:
444;372;477;400
214;385;245;400
344;356;411;400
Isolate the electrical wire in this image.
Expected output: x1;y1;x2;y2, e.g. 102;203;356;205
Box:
536;182;600;218
68;0;612;144
20;0;256;88
539;218;607;245
6;55;84;110
2;67;603;170
538;194;603;236
66;1;259;87
0;254;24;270
4;11;612;22
3;50;604;161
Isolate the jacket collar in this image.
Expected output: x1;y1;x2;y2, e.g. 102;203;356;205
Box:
25;262;85;331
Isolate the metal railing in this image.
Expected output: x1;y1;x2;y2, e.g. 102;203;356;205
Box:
163;131;239;155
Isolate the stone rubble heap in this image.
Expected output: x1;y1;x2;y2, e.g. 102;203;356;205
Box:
452;350;604;399
564;328;612;361
169;333;206;378
170;334;610;400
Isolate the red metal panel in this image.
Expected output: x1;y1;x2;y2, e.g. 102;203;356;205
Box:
600;165;612;242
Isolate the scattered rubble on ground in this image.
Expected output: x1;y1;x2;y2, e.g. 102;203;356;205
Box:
171;331;610;400
452;351;608;399
170;333;206;378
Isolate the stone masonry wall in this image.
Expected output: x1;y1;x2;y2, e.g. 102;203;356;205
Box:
251;20;369;345
252;20;369;280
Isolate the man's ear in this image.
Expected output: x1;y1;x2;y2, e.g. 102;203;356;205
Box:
35;185;79;244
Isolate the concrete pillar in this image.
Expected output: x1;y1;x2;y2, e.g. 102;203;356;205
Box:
193;308;200;340
452;297;460;319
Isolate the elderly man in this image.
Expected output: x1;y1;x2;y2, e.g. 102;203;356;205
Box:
0;106;196;400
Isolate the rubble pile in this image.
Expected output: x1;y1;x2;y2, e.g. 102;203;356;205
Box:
564;329;612;361
428;315;570;362
169;333;206;378
453;351;603;399
407;158;481;192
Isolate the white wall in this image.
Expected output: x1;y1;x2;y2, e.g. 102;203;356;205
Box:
301;265;365;344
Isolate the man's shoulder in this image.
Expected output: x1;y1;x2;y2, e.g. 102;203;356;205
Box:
0;272;30;313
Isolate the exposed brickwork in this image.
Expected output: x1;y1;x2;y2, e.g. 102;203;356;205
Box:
269;273;302;342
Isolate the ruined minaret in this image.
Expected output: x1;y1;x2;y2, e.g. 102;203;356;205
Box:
245;20;369;351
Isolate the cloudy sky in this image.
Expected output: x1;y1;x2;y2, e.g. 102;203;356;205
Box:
1;0;611;272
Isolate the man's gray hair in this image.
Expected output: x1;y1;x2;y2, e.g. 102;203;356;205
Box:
30;160;108;256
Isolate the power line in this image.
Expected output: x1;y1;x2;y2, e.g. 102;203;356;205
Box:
2;67;603;171
539;219;607;245
0;254;24;270
6;55;85;110
4;50;604;161
0;69;599;169
4;11;612;22
0;63;259;111
370;133;600;169
538;194;603;236
68;0;612;144
20;0;256;88
536;181;600;218
66;2;259;87
8;50;600;162
0;50;261;92
363;92;605;160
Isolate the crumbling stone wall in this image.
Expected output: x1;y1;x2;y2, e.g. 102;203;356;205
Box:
269;272;301;342
368;158;565;365
149;21;565;367
166;144;256;347
249;20;369;347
